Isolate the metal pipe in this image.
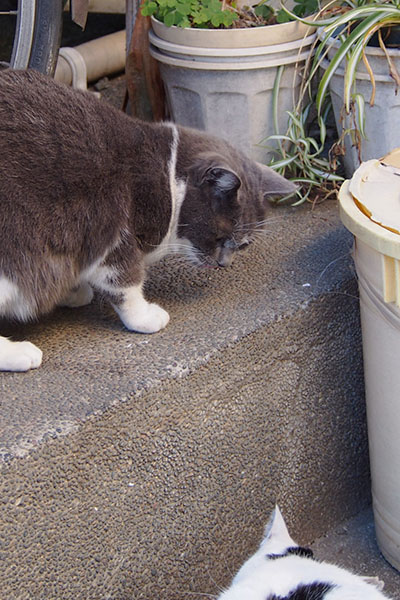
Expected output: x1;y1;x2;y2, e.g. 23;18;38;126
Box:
54;29;126;88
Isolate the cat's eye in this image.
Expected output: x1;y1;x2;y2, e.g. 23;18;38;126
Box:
238;241;250;250
221;238;236;249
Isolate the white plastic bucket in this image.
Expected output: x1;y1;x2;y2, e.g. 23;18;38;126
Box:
339;151;400;571
149;22;316;163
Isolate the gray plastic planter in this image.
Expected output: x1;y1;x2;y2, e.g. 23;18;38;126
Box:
322;38;400;176
149;18;315;163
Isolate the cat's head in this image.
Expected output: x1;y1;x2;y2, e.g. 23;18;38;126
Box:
218;506;313;599
176;144;297;268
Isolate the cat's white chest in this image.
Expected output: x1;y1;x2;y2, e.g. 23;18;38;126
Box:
144;123;187;265
144;178;187;266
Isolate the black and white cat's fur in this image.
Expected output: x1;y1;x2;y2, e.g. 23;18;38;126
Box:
218;507;391;600
0;68;296;372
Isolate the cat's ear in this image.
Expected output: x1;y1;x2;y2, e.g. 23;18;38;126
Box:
203;166;241;199
261;505;296;549
190;154;241;202
257;163;298;199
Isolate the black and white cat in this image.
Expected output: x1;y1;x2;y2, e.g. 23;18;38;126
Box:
0;69;296;372
218;507;391;600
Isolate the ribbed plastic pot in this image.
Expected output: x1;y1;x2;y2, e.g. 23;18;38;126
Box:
149;17;316;163
339;150;400;571
321;37;400;177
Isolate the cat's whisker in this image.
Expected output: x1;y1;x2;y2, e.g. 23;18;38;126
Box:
147;242;192;251
247;229;276;239
236;216;286;230
206;567;226;593
315;249;353;287
320;290;360;300
176;592;217;598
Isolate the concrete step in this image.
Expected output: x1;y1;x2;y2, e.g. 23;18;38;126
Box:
0;200;371;599
313;508;400;600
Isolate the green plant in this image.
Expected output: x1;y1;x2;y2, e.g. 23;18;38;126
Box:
141;0;319;29
265;0;400;200
141;0;238;28
291;2;400;110
265;65;343;206
284;0;400;158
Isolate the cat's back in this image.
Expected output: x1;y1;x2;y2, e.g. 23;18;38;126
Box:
0;69;138;184
0;68;122;128
0;68;104;133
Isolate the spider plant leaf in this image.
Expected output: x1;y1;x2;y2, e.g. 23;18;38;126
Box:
315;11;386;115
323;6;400;35
343;35;366;111
290;137;311;150
268;156;298;169
311;167;344;181
377;23;400;91
318;116;327;146
361;48;376;106
272;66;284;137
312;157;333;168
266;135;293;142
307;137;322;154
354;92;366;138
279;4;339;27
285;110;304;130
291;177;324;184
291;191;311;206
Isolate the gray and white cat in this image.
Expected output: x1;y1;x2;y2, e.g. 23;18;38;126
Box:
0;69;296;372
218;507;391;600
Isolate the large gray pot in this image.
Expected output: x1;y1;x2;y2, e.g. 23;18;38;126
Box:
149;18;316;163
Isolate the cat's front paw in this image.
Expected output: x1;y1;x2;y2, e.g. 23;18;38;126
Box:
0;338;42;372
120;302;170;334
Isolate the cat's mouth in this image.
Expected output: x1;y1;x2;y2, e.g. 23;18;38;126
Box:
187;247;232;269
188;254;220;269
179;238;250;269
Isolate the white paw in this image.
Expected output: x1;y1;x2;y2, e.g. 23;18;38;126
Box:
0;338;42;372
119;302;170;334
60;282;94;308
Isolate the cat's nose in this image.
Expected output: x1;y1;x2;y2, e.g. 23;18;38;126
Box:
216;246;234;267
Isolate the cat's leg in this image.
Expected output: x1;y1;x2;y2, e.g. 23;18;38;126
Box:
90;239;170;334
112;283;170;334
0;336;42;372
0;275;43;370
59;281;94;308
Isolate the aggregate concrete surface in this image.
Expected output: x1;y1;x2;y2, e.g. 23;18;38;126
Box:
0;202;355;459
0;197;377;599
313;508;400;599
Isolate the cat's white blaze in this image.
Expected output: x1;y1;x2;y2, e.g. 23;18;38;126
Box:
145;123;187;266
0;275;34;321
112;283;169;334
